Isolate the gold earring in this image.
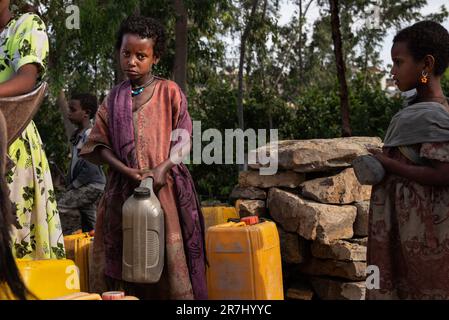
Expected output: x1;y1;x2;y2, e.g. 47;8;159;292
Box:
420;71;429;84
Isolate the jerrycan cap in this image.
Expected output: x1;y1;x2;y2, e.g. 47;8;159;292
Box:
241;216;259;225
134;187;151;198
102;291;125;300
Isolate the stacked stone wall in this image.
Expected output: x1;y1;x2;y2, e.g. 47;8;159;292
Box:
230;137;381;300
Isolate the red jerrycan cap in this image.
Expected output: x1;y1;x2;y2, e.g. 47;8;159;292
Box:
241;216;259;225
102;291;125;300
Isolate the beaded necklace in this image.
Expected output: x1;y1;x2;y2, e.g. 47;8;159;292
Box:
131;75;156;97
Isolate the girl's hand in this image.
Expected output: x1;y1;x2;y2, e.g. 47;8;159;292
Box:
124;166;168;193
368;147;382;156
124;167;151;182
367;148;391;167
149;165;169;193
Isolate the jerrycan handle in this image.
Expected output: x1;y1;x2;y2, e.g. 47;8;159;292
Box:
139;177;154;193
133;177;155;199
232;222;246;227
217;222;246;228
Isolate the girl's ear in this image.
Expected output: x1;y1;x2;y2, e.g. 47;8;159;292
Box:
423;54;436;74
153;56;160;65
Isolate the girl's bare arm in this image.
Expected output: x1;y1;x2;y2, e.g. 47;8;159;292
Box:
96;146;148;181
373;151;449;186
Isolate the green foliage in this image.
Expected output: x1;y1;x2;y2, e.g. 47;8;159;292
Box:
34;98;69;173
188;76;239;200
350;78;403;138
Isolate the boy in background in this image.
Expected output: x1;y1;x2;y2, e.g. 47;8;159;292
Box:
58;93;106;234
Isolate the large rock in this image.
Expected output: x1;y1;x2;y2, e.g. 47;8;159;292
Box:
310;277;366;300
237;199;266;217
229;186;267;200
238;170;305;188
311;240;366;261
300;168;372;204
249;137;382;173
286;282;314;300
268;188;356;243
354;201;369;237
299;258;366;281
278;227;307;264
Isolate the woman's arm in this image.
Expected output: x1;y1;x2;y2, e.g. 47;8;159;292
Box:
372;150;449;186
0;64;39;97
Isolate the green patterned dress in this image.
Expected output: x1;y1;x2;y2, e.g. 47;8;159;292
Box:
0;13;65;259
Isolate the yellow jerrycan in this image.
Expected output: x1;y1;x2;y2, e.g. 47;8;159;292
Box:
63;232;92;292
122;177;164;283
206;218;284;300
1;259;81;300
202;206;239;230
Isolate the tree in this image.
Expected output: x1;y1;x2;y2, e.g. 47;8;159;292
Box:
172;0;188;93
329;0;351;137
237;0;260;133
297;0;314;87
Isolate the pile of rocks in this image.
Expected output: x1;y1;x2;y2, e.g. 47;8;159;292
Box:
230;137;382;300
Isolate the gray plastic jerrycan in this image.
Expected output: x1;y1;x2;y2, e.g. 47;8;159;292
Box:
122;177;165;283
352;154;385;185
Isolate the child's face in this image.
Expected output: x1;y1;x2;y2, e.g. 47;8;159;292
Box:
68;100;88;125
119;33;160;81
390;41;423;92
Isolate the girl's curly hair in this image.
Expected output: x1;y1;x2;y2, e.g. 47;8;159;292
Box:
394;21;449;76
115;15;166;59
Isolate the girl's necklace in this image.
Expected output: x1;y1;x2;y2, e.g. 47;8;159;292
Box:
131;75;156;97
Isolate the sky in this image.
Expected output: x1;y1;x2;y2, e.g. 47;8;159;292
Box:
278;0;449;71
